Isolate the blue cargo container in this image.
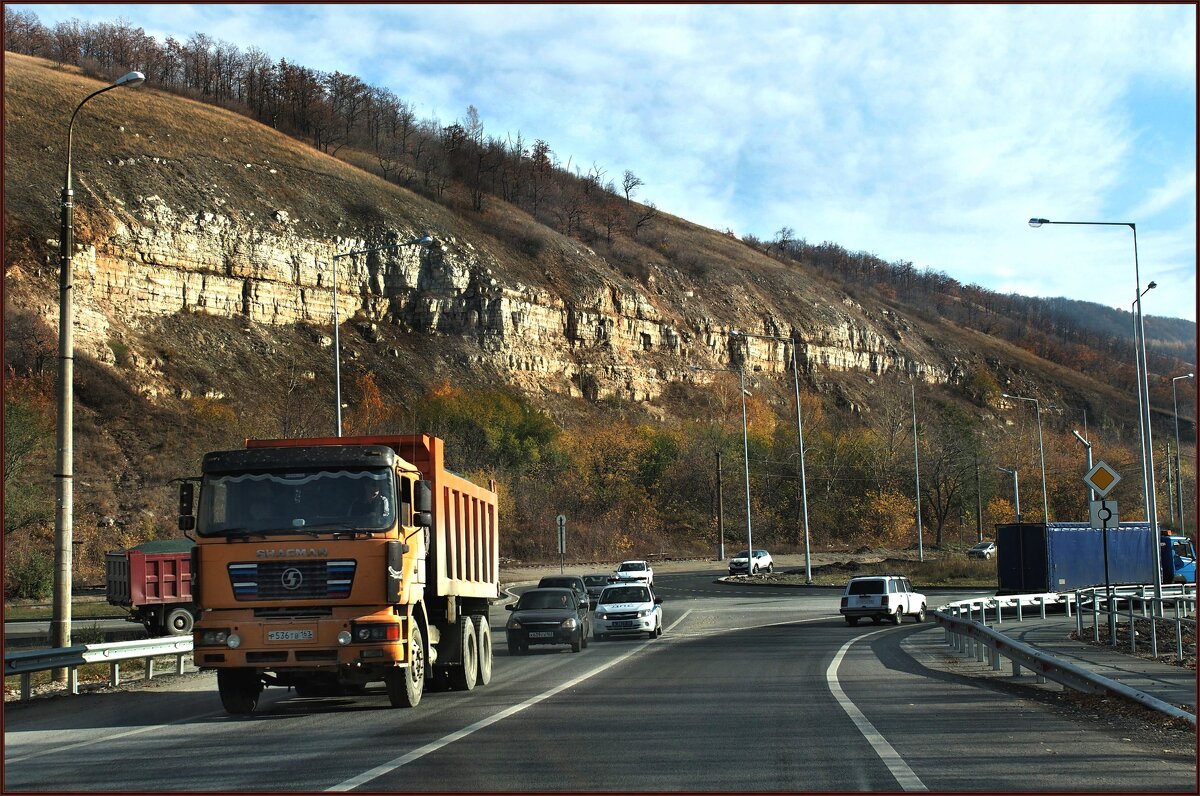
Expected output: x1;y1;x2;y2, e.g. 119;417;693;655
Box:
996;522;1157;595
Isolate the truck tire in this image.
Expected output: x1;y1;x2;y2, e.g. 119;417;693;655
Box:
217;668;261;715
386;623;425;708
449;618;478;692
473;615;493;686
165;607;195;636
845;616;859;626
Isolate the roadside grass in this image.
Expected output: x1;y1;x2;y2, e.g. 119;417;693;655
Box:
4;597;124;622
772;554;997;588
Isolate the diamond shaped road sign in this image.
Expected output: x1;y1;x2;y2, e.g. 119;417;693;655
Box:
1084;461;1121;498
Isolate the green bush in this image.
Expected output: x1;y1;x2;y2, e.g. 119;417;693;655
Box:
6;551;53;600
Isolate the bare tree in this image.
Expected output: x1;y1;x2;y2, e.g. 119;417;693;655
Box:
632;200;658;238
622;169;644;203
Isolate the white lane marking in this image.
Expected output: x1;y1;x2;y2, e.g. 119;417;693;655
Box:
5;708;226;764
826;629;927;791
328;613;693;792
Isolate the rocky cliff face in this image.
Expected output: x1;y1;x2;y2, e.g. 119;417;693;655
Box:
43;192;954;404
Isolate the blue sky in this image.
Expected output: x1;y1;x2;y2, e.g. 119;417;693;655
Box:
14;4;1197;321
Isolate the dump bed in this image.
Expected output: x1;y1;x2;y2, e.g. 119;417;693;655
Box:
245;434;499;601
105;539;195;607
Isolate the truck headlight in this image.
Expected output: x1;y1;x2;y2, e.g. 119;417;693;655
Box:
226;633;241;649
337;631;352;646
199;629;230;646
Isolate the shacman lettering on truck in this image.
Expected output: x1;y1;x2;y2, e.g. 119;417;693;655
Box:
178;434;499;714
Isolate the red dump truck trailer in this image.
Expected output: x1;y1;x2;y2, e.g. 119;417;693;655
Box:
105;539;197;635
179;434;499;714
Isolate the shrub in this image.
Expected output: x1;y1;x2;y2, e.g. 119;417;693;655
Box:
6;550;53;600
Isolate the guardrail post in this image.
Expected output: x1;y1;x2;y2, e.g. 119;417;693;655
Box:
995;599;1002;626
1174;601;1183;662
20;673;31;701
1066;591;1073;618
145;656;155;681
1035;670;1046;684
1011;658;1022;677
1092;591;1100;643
1129;600;1137;654
1150;600;1159;658
176;654;186;676
1076;595;1083;638
68;666;79;695
976;637;986;662
1138;587;1148;617
111;661;121;687
1017;598;1024;622
991;647;1002;671
1038;595;1046;619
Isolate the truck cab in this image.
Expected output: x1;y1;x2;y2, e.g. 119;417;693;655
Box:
1164;535;1197;584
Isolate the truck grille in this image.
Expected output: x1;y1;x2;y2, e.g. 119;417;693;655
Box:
228;560;356;601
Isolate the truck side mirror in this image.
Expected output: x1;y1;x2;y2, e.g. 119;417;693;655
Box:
414;480;432;528
178;482;196;532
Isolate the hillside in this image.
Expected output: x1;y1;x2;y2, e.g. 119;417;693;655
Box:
3;53;1194;591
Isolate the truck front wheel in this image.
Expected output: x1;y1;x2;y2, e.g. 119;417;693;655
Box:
165;607;195;636
386;623;425;708
217;668;262;715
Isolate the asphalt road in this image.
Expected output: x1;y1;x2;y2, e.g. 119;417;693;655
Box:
4;570;1195;791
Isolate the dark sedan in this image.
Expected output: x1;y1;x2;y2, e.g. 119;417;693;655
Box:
505;587;589;654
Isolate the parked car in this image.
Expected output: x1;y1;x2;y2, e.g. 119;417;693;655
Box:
538;574;592;611
968;541;997;560
505;587;590;654
839;575;926;626
582;573;612;603
728;549;774;575
593;583;663;640
613;559;654;588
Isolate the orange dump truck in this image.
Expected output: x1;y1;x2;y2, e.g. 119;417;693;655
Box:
179;434;499;714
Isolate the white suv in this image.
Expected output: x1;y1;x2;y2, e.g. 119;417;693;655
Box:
613;559;654;588
839;575;926;626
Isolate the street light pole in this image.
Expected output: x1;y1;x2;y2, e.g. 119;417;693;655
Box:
1029;217;1160;602
998;466;1020;522
692;361;753;573
730;329;812;582
1073;430;1095;503
53;70;146;663
328;235;433;436
907;380;924;562
1003;393;1049;524
1172;373;1194;535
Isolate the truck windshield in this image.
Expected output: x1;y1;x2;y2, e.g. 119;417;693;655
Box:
196;468;396;537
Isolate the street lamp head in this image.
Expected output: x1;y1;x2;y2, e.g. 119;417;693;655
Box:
1028;218;1049;228
1147;280;1157;290
115;71;146;88
1072;429;1091;448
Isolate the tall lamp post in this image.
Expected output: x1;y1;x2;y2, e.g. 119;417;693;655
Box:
328;235;432;436
692;361;753;573
1172;373;1194;534
1029;217;1160;602
1003;393;1049;524
730;329;812;583
53;70;146;662
900;379;924;562
998;466;1020;522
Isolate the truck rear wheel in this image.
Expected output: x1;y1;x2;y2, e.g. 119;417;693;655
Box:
474;615;493;686
217;668;261;715
449;618;478;692
386;623;425;708
165;607;195;636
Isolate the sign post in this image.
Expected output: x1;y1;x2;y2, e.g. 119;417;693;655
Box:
556;514;566;574
1084;462;1121;646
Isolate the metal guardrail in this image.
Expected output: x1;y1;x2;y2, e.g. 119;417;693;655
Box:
933;586;1196;727
1071;585;1196;661
4;636;194;702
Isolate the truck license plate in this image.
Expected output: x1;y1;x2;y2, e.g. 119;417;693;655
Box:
267;630;314;641
528;631;554;638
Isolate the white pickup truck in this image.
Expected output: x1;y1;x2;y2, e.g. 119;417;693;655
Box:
839;575;926;625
